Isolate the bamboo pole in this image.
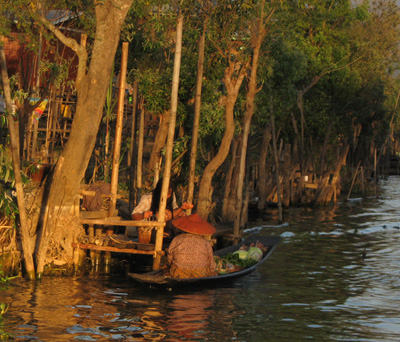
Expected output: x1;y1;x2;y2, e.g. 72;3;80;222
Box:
0;45;36;280
136;97;144;201
187;19;207;214
153;14;183;270
109;42;128;217
128;81;138;168
128;81;138;213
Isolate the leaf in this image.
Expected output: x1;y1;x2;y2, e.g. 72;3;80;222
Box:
4;168;10;184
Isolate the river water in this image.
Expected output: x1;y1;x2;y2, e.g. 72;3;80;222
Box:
2;176;400;341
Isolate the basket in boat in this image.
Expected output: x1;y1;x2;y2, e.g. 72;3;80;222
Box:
138;226;153;244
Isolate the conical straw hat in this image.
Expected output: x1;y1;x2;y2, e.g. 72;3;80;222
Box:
171;213;216;235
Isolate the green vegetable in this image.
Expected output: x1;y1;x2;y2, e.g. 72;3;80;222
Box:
222;252;258;269
247;247;263;261
233;250;248;260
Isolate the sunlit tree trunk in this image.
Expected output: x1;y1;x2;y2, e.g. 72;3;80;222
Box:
257;123;272;212
221;139;238;221
148;109;170;173
233;3;271;239
34;0;133;277
197;61;247;220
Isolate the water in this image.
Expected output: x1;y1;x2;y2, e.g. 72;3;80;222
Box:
2;177;400;341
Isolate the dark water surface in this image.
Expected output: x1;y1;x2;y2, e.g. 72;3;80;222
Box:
2;177;400;341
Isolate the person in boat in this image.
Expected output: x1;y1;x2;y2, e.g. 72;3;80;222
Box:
167;213;217;279
130;178;193;238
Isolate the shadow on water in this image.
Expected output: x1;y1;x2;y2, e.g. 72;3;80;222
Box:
2;176;400;341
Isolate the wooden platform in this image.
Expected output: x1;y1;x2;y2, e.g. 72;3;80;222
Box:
72;233;165;257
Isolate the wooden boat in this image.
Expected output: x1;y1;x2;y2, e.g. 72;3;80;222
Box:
128;235;281;287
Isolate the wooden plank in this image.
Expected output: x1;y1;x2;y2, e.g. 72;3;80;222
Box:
80;218;166;227
305;182;318;189
77;190;97;196
72;243;165;256
37;128;71;133
80;211;112;219
77;189;121;199
80;210;119;219
293;181;319;189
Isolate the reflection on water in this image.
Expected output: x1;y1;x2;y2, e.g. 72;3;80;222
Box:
2;176;400;341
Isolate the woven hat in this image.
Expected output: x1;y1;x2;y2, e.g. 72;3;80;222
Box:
171;213;216;235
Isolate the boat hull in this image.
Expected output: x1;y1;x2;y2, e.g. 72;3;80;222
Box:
128;235;281;287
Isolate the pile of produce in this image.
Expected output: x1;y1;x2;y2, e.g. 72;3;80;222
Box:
214;241;269;274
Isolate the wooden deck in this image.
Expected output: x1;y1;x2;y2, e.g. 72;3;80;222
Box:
74;214;235;271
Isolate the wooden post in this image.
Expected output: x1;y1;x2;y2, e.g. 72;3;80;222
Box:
0;46;36;280
136;97;145;201
361;166;365;195
128;81;138;168
32;119;38;160
347;160;361;200
283;144;291;207
109;42;129;217
128;81;138;213
188;20;207;214
271;113;283;223
153;15;184;270
374;147;377;196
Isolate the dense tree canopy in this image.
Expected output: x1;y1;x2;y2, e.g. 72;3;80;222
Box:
1;0;400;276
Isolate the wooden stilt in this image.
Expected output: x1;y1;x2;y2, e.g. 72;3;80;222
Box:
108;42;129;217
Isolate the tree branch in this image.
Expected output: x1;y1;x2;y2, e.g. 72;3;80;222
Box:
36;13;88;90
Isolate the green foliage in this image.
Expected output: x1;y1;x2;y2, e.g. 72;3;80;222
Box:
2;0;398;209
0;146;18;222
103;65;118;124
40;60;74;90
134;68;171;113
354;3;370;21
0;115;7;129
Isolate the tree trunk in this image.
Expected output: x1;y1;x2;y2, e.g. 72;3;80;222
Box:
257;123;272;211
221;139;238;221
34;0;132;277
233;3;269;239
197;61;247;220
282;144;292;207
0;45;36;280
313;145;349;205
187;19;207;214
296;75;321;166
240;168;250;227
148;109;170;173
